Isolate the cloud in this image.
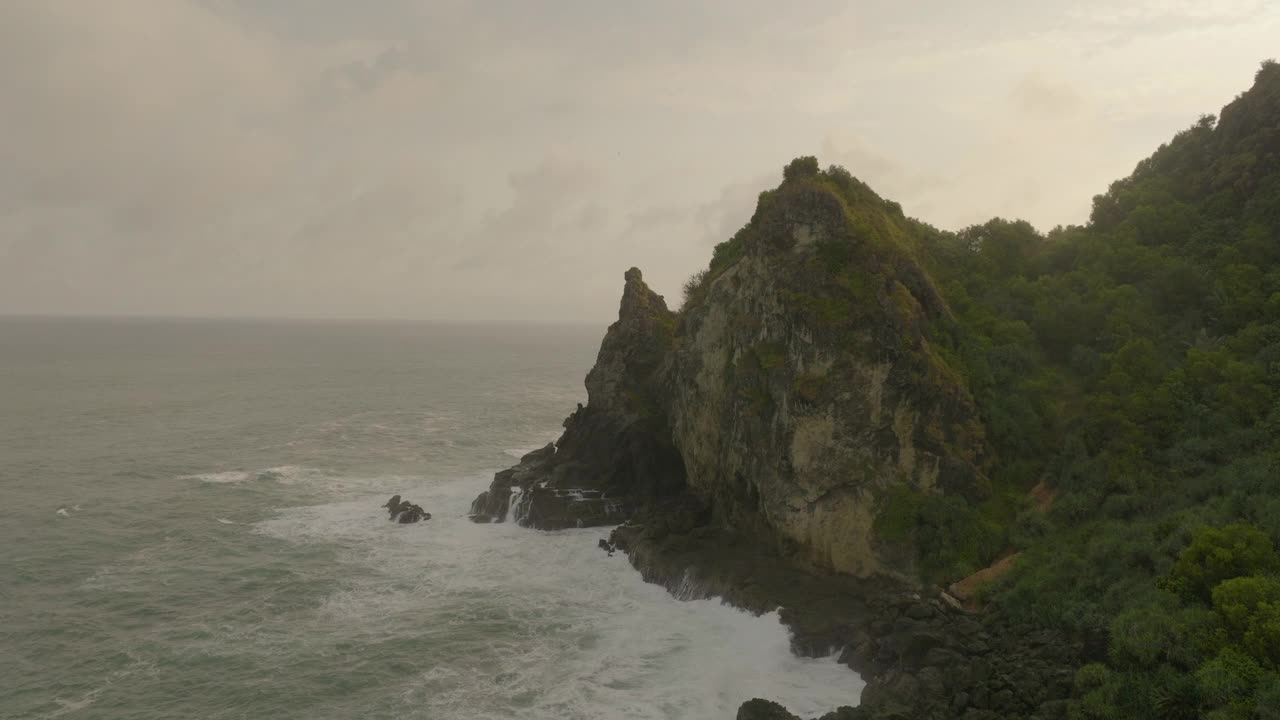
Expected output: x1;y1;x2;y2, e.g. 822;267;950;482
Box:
1010;71;1085;117
1;1;1278;321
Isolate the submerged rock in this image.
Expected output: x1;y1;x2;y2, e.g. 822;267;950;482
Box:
383;494;430;524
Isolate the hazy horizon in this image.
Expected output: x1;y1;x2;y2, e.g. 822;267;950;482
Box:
3;1;1278;323
0;311;605;327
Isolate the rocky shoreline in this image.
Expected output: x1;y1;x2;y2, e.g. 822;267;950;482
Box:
607;501;1080;719
471;443;1081;718
465;171;1084;716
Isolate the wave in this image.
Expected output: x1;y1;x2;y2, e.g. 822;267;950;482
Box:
182;470;254;484
180;465;325;485
245;475;862;718
255;465;317;483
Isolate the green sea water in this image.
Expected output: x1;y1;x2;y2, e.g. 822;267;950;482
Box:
0;317;862;720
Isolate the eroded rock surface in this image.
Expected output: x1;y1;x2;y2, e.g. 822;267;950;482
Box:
468;268;685;529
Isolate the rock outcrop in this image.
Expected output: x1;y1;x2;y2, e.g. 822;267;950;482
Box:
665;178;991;578
384;495;430;524
468;166;1065;717
468;268;686;528
472;170;990;579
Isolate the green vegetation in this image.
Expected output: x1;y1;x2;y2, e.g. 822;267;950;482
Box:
1065;523;1280;718
873;486;1006;582
682;60;1280;716
920;61;1280;718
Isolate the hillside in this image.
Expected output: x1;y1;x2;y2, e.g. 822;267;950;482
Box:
472;60;1280;719
919;59;1280;719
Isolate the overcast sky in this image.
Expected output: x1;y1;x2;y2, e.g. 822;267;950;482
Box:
1;1;1277;323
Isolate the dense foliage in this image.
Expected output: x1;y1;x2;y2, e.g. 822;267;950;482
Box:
926;60;1280;719
685;61;1280;718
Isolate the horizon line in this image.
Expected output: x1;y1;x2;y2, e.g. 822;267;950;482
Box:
0;311;609;327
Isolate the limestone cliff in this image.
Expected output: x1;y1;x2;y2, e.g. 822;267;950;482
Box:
471;165;992;582
666;175;991;579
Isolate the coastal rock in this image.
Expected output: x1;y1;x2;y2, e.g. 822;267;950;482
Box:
471;166;1069;718
468;268;685;529
383;495;430;524
665;179;991;578
473;172;991;577
736;699;798;720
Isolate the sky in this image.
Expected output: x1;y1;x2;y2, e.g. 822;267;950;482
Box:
1;1;1277;323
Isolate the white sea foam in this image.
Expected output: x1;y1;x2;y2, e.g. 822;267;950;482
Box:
215;517;236;525
182;465;327;485
45;691;99;718
251;475;864;719
255;465;316;484
183;470;253;484
508;486;533;525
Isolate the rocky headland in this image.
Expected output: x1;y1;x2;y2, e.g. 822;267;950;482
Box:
468;65;1280;719
467;159;1081;718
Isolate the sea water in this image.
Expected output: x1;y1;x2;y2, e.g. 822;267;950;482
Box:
0;317;863;719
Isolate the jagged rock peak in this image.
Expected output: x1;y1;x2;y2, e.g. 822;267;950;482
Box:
467;265;686;530
585;267;675;413
475;163;990;581
617;266;666;320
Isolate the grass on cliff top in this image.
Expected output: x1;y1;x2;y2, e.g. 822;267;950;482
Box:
679;156;923;311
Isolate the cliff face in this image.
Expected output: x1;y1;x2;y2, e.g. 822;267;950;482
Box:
471;170;991;582
666;179;990;578
468;268;686;529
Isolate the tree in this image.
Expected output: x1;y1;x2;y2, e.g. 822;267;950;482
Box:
782;156;820;182
1213;576;1280;667
1163;523;1280;602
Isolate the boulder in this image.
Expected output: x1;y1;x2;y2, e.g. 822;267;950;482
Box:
736;699;799;720
383;495;431;524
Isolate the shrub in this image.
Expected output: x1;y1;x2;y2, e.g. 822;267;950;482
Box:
782;156;820;182
1212;576;1280;667
1196;647;1264;707
682;269;709;308
1162;522;1279;601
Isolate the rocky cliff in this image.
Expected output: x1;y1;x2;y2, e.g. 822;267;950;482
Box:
471;163;991;580
465;64;1280;720
468;267;687;529
665;174;991;579
468;161;1074;719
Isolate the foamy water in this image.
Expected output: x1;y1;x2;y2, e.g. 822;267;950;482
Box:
1;318;862;719
248;472;862;719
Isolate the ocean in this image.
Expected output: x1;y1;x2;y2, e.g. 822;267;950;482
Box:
0;317;863;719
